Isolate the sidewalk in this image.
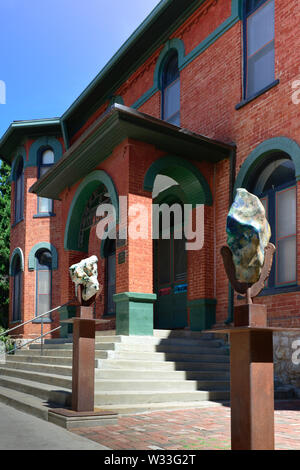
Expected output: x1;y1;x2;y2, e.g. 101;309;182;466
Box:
0;402;109;450
72;400;300;450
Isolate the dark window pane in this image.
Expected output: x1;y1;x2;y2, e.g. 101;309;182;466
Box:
247;40;275;97
163;53;179;87
174;237;187;282
277;236;296;285
36;250;52;269
158;238;171;285
247;0;274;56
107;252;116;314
164;79;180;123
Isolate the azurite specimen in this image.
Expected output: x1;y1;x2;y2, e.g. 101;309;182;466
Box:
226;188;271;283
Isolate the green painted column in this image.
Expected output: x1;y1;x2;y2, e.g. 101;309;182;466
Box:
113;292;157;336
59;305;77;338
187;298;217;331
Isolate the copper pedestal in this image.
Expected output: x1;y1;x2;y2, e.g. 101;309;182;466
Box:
62;306;103;412
216;304;300;450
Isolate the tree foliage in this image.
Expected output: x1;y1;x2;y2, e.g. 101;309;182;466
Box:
0;162;11;328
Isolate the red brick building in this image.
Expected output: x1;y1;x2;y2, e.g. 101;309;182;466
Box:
1;0;300;340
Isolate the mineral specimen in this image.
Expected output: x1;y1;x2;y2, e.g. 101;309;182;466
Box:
226;188;271;284
69;255;100;301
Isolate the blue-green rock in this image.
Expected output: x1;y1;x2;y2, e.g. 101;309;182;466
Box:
226;188;271;283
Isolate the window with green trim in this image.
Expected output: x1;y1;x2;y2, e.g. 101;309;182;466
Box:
35;249;52;318
161;52;180;126
244;0;275;99
251;154;297;288
37;149;54;214
12;256;22;322
14;158;24;223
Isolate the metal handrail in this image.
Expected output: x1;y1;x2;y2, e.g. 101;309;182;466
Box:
6;326;62;355
0;297;76;356
1;298;76;336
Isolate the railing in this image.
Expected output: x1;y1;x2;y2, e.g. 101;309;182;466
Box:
1;298;76;357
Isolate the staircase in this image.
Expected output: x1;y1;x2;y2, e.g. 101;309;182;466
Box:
0;329;232;418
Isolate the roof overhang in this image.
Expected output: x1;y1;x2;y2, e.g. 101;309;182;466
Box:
29;105;235;200
62;0;203;138
0;119;61;164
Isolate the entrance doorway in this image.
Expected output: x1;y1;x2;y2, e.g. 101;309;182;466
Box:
154;208;188;329
105;239;116;315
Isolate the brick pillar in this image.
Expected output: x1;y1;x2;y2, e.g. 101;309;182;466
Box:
114;143;156;335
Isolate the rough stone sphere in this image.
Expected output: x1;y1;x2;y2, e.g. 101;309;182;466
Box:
226;188;271;284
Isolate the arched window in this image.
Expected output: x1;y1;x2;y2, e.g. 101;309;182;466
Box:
12;257;22;322
35;249;52;319
14;158;24;223
37;148;54;214
250;153;296;287
161;52;180;126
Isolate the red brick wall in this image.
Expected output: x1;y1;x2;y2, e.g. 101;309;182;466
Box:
10;0;300;334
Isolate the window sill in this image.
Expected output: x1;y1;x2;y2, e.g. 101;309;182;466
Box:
11;217;24;228
10;320;22;324
32;318;52;324
33;213;56;218
235;79;280;110
238;284;300;300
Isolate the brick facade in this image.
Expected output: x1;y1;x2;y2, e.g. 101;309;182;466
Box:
5;0;300;338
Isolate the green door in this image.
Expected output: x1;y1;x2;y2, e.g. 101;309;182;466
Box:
154;226;188;329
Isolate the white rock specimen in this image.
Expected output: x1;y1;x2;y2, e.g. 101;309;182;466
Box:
69;255;100;301
226;188;271;283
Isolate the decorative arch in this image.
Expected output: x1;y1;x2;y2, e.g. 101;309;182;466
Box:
28;136;63;167
9;247;24;276
64;170;119;252
143;155;213;207
28;242;58;271
10;147;26;182
234;137;300;193
153;38;185;90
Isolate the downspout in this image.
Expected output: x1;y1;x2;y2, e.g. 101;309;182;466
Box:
61;119;70;151
225;145;237;325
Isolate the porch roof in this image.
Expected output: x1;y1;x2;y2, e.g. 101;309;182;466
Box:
29;104;235;200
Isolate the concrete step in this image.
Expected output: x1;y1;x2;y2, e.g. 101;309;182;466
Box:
0;375;71;406
0;384;51;420
94;379;230;392
153;330;217;340
7;355;74;367
94;369;230;381
106;351;229;362
97;342;228;355
0;360;73;376
15;349;109;359
94;389;230;405
97;359;230;372
92;401;228;415
0;367;72;389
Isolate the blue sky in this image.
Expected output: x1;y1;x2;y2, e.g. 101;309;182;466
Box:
0;0;161;137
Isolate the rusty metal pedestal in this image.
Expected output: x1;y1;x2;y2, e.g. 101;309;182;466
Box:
61;306;102;412
215;303;300;450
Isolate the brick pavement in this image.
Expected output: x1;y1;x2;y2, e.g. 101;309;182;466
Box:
72;400;300;450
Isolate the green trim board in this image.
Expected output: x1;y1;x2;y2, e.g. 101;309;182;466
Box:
28;242;58;271
187;298;217;331
234;137;300;193
10;147;26;182
0;119;61;164
114;292;157;336
27;136;63;167
64;170;119;252
9;247;24;276
132;0;242;110
144;154;213;207
30;105;233;200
